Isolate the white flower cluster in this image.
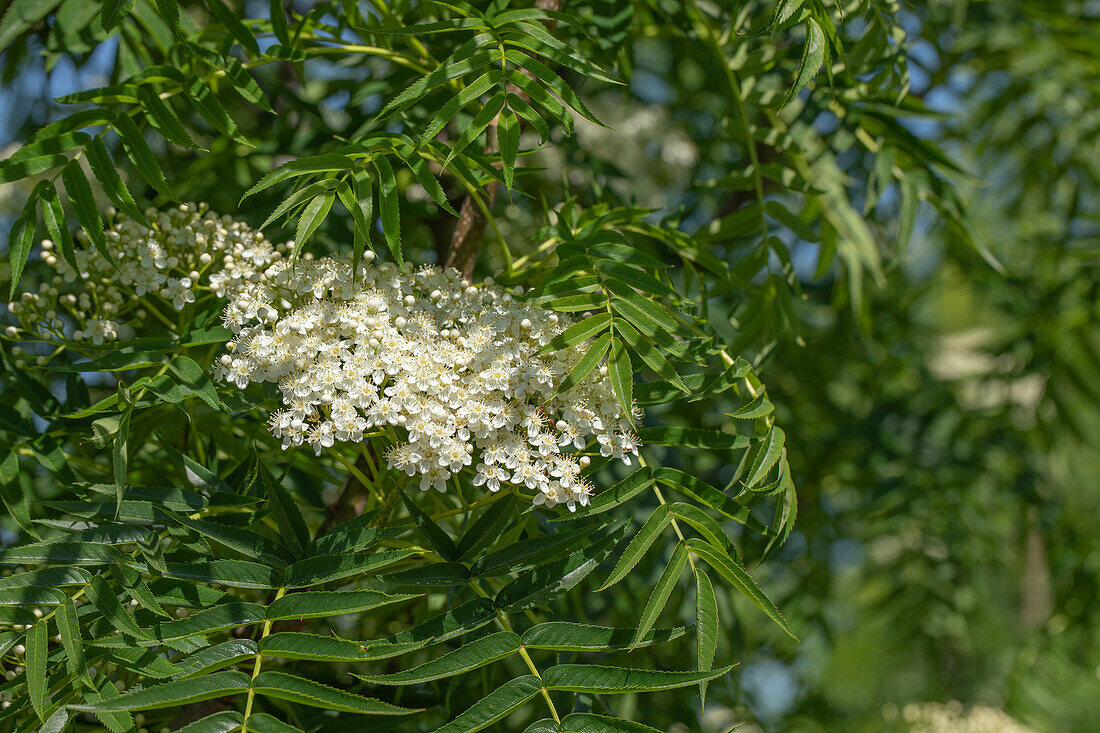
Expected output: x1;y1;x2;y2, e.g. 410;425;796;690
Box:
889;702;1037;733
5;203;283;346
216;254;641;511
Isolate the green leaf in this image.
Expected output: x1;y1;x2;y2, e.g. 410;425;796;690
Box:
86;676;136;732
743;428;786;489
100;0;135;31
57;598;91;686
257;459;310;555
0;541;123;565
630;541;688;649
608;336;633;420
376;42;495;119
355;631;521;685
266;590;418;621
505;91;549;143
280;549;419;588
166;355;223;410
542;664;735;693
667;502;731;554
686;538;797;640
558;331;612;393
292;190;334;257
245;713;301;733
506;25;622;86
104;646;178;679
556;467;653;520
654;467;768;534
250;671;421;715
176;711;245;733
70;671;251;712
111;564;170;618
44;350;165;372
457;493;516;560
113;112;173;198
401;490;458;560
498;106;520;190
597;260;678;299
1;0;62;51
495;529;619;612
0;586;65;605
372;155;403;266
6;193;36;301
152;0;180;36
443;91;505;168
433;675;543;733
0;153;69;184
203;50;273;112
694;566;719;705
763;459;797;559
765;200;819;242
404;151;458;215
113;394;134;512
242;154;352;202
636;427;748;451
3;131;87;167
609;291;681;334
184;75;252;146
304;510;399;556
728;393;774;419
26;619;48;719
268;0;288;44
206;0;259;54
472;524;595;577
174;640;258;678
557;713;663;733
39;180;78;272
521;622;686;652
341;168;375;265
781;18;826;108
598;504;671;592
138;87;198;149
505;50;603;125
148;602;266;641
163;559;280;589
416;69;502;150
87;574;147;638
39;709;70;733
768;0;806;31
61;160;110;261
538;313;613;355
614;320;689;393
383;561;470;587
259;632;382;663
260;631;428;663
391;597;498;648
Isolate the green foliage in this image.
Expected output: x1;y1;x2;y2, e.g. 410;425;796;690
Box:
3;0;1092;731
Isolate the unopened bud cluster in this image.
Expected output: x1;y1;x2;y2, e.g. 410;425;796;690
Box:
217;254;641;511
4;203;281;346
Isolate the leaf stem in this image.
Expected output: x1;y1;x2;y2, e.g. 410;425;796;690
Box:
470;581;561;724
241;586;287;731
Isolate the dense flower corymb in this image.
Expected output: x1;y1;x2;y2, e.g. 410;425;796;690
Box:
5;202;281;346
217;253;641;511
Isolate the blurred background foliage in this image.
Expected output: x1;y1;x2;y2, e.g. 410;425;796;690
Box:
1;0;1098;731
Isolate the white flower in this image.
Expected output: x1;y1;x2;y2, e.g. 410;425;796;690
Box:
8;203;280;346
218;255;641;509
